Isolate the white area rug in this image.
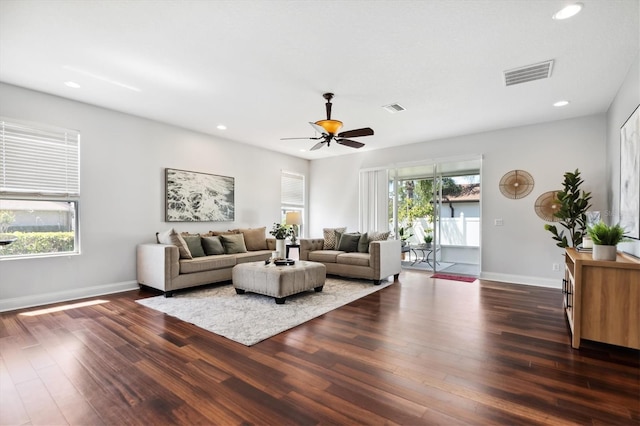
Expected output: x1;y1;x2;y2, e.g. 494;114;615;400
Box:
136;278;394;346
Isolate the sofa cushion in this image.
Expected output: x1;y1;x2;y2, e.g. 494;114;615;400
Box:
157;228;192;259
309;250;343;263
323;227;346;250
234;250;273;264
179;255;237;274
238;227;268;251
357;232;369;253
202;236;225;255
337;232;361;252
181;235;206;258
336;252;371;267
220;233;248;254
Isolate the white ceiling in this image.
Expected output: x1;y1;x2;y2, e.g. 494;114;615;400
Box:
1;0;638;160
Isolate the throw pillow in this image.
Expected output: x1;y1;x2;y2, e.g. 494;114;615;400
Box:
157;228;193;259
209;230;240;236
202;236;225;255
357;232;369;253
220;233;248;254
368;231;391;242
323;227;346;250
238;227;267;251
337;232;361;252
181;235;206;258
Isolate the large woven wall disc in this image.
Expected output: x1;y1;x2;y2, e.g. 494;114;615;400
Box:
535;191;561;222
499;170;534;199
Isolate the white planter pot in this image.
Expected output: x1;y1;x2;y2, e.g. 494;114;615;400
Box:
592;245;617;261
276;239;286;258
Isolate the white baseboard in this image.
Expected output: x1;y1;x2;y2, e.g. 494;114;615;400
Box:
479;272;561;289
0;280;139;313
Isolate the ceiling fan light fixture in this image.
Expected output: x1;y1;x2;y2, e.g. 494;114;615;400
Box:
315;119;343;134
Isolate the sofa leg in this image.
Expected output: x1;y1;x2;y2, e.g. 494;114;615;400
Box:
394;273;400;280
373;280;382;285
164;291;174;298
314;285;324;292
235;288;246;294
275;297;286;304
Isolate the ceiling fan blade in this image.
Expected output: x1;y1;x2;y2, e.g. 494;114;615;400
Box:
309;122;328;135
337;127;374;138
336;138;365;149
310;141;326;151
280;136;322;140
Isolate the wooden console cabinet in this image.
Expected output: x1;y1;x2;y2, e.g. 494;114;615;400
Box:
563;248;640;349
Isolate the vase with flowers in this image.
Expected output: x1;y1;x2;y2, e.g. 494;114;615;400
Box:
269;222;293;258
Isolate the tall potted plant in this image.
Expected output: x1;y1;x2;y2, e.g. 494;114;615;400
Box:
544;169;592;248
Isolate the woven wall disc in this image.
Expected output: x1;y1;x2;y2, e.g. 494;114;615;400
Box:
499;170;534;199
535;191;561;222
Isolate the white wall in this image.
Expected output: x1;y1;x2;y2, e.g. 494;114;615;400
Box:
0;83;309;311
606;52;640;258
310;115;608;287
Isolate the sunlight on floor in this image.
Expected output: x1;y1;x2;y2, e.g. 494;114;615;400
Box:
19;299;109;316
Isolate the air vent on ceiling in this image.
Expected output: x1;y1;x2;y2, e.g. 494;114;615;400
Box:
504;60;554;86
382;103;406;113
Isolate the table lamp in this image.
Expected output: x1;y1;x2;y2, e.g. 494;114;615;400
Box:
285;211;302;244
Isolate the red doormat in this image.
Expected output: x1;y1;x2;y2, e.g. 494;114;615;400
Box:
431;273;477;283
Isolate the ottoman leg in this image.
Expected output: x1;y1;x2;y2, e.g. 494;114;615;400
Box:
275;297;286;304
314;285;324;292
235;288;245;294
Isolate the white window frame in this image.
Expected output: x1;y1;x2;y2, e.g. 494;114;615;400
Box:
0;117;80;259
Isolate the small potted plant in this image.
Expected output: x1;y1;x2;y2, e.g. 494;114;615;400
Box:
399;225;413;247
423;234;433;248
269;223;293;258
586;221;628;261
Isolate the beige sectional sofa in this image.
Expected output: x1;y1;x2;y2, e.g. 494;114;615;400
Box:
299;230;401;284
137;227;275;297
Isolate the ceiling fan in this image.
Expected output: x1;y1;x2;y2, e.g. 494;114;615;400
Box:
281;93;374;150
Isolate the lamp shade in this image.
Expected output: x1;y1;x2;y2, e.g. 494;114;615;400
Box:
315;119;343;134
285;211;302;225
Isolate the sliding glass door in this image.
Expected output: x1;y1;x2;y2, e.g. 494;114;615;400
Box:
388;157;481;276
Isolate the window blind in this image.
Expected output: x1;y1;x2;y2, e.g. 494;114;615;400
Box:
281;171;304;207
0;118;80;197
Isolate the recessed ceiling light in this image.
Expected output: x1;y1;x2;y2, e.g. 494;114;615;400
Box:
216;124;227;130
552;3;583;20
64;81;81;89
554;100;570;107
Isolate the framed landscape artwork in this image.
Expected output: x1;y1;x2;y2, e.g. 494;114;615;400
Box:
165;168;235;222
620;105;639;239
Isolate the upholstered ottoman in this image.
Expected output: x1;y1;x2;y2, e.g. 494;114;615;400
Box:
232;260;326;304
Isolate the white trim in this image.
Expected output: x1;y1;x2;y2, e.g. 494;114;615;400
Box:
0;280;139;312
480;272;561;289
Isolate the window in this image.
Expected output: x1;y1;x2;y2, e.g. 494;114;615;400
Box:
281;171;304;236
0;117;80;258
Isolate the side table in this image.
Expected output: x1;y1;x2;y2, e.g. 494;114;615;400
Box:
286;243;300;259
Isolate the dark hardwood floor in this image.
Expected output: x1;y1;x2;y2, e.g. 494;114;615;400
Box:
1;270;638;425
